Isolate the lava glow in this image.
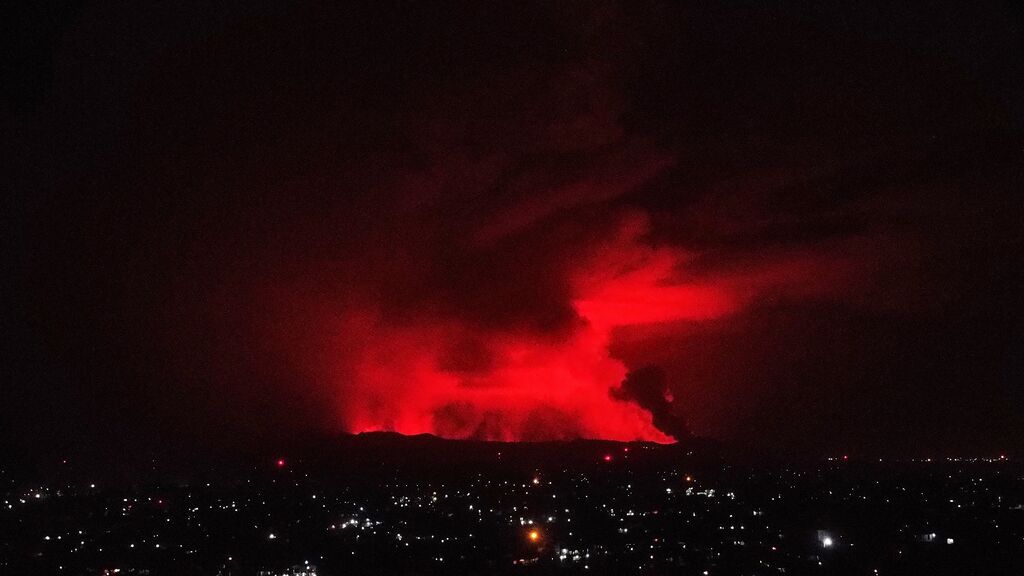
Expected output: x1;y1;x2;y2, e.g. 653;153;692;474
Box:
329;214;757;443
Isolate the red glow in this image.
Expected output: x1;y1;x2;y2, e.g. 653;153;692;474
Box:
306;211;851;443
603;454;613;462
276;459;286;468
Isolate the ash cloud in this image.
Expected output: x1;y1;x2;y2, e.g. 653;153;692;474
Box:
611;366;691;442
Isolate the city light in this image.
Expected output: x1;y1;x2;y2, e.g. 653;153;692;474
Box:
7;444;1021;573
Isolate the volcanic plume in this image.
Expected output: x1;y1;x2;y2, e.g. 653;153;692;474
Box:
328;211;734;442
245;14;882;443
283;172;863;443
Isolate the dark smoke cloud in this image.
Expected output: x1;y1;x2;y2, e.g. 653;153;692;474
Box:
611;366;691;442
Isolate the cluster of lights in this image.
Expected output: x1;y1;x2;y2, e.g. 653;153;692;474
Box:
7;454;1019;574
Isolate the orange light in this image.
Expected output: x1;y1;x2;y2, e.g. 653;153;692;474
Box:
528;530;540;542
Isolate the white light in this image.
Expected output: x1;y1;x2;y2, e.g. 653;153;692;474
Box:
822;537;834;548
268;533;276;540
946;538;954;545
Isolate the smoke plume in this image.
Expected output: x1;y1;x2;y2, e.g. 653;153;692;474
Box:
611;366;691;441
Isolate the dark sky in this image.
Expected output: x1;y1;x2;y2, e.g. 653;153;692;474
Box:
4;1;1022;463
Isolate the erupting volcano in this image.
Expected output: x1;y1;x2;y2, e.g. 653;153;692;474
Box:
302;194;854;442
338;214;729;442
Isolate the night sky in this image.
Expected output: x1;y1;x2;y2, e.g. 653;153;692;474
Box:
4;1;1022;463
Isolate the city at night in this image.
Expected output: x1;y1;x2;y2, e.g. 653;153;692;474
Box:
4;1;1023;575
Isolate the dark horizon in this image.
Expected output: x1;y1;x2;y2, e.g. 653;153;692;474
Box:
5;1;1023;464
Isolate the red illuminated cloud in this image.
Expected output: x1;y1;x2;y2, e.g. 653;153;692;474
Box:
307;202;861;443
250;25;883;445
